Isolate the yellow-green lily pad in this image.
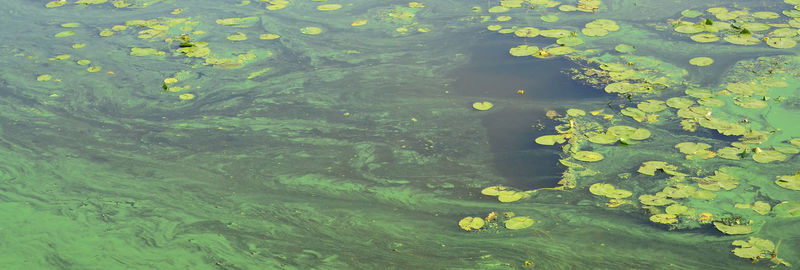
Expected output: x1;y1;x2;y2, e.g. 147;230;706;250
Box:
472;101;493;111
713;222;752;235
689;57;713;66
505;216;534;230
649;214;678;224
573;151;603;162
776;172;800;190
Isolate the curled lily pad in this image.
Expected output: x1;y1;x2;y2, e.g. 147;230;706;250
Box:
573;151;603;162
775;172;800;190
472;101;493;111
505;216;534;230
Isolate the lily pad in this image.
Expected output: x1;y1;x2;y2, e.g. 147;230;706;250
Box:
776;172;800;190
540;14;559;22
481;185;507;196
690;33;719;43
650;214;678;224
557;37;583;46
54;30;76;38
573;151;604;162
733;96;767;109
614;44;636;53
505;216;534;230
497;190;525;202
666;97;695;109
772;201;800;217
472;101;493;111
766;37;797;49
681;9;703;18
458;217;485;231
639;194;674;206
317;4;342;11
752;149;786;163
534;135;566;145
637;100;666;112
509;45;538;56
689;57;713;66
301;26;323;35
724;35;760;45
513;27;539;38
713;222;753;235
665;204;689;215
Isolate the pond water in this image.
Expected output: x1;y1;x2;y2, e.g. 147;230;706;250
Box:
1;0;799;269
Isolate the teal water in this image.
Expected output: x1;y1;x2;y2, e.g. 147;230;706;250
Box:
1;0;799;269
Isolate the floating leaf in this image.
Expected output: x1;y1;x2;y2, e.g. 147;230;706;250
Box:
733;96;767;109
573;151;603;162
513;27;539;38
259;33;280;40
650;214;678;224
766;37;797;49
614;44;636;53
458;217;485;231
751;201;771;215
351;19;368;27
752;148;786;163
690;33;719;43
505;216;534;230
509;45;538;56
179;93;195;100
317;4;342;11
724;35;760;45
772;201;800;217
472;101;493;111
666;97;695;109
557;37;583;46
534;135;566;145
637;100;666;112
36;74;52;82
713;222;753;235
54;30;76;38
497;190;525;202
689;57;713;66
776;172;800;190
301;26;323;35
46;0;68;8
639;194;674;206
666;204;691;216
481;185;507;196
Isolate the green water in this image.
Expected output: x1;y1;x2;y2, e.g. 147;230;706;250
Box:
1;0;798;269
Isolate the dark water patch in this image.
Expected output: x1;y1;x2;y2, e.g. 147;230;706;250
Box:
481;108;563;190
449;37;606;101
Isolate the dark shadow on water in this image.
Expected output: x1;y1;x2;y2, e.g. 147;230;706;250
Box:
450;37;608;189
480;108;564;190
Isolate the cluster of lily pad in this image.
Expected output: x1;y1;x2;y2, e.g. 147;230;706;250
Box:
458;211;534;232
671;4;800;49
481;185;531;203
731;237;791;267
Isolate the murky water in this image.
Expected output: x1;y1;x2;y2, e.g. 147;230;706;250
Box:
1;0;799;269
